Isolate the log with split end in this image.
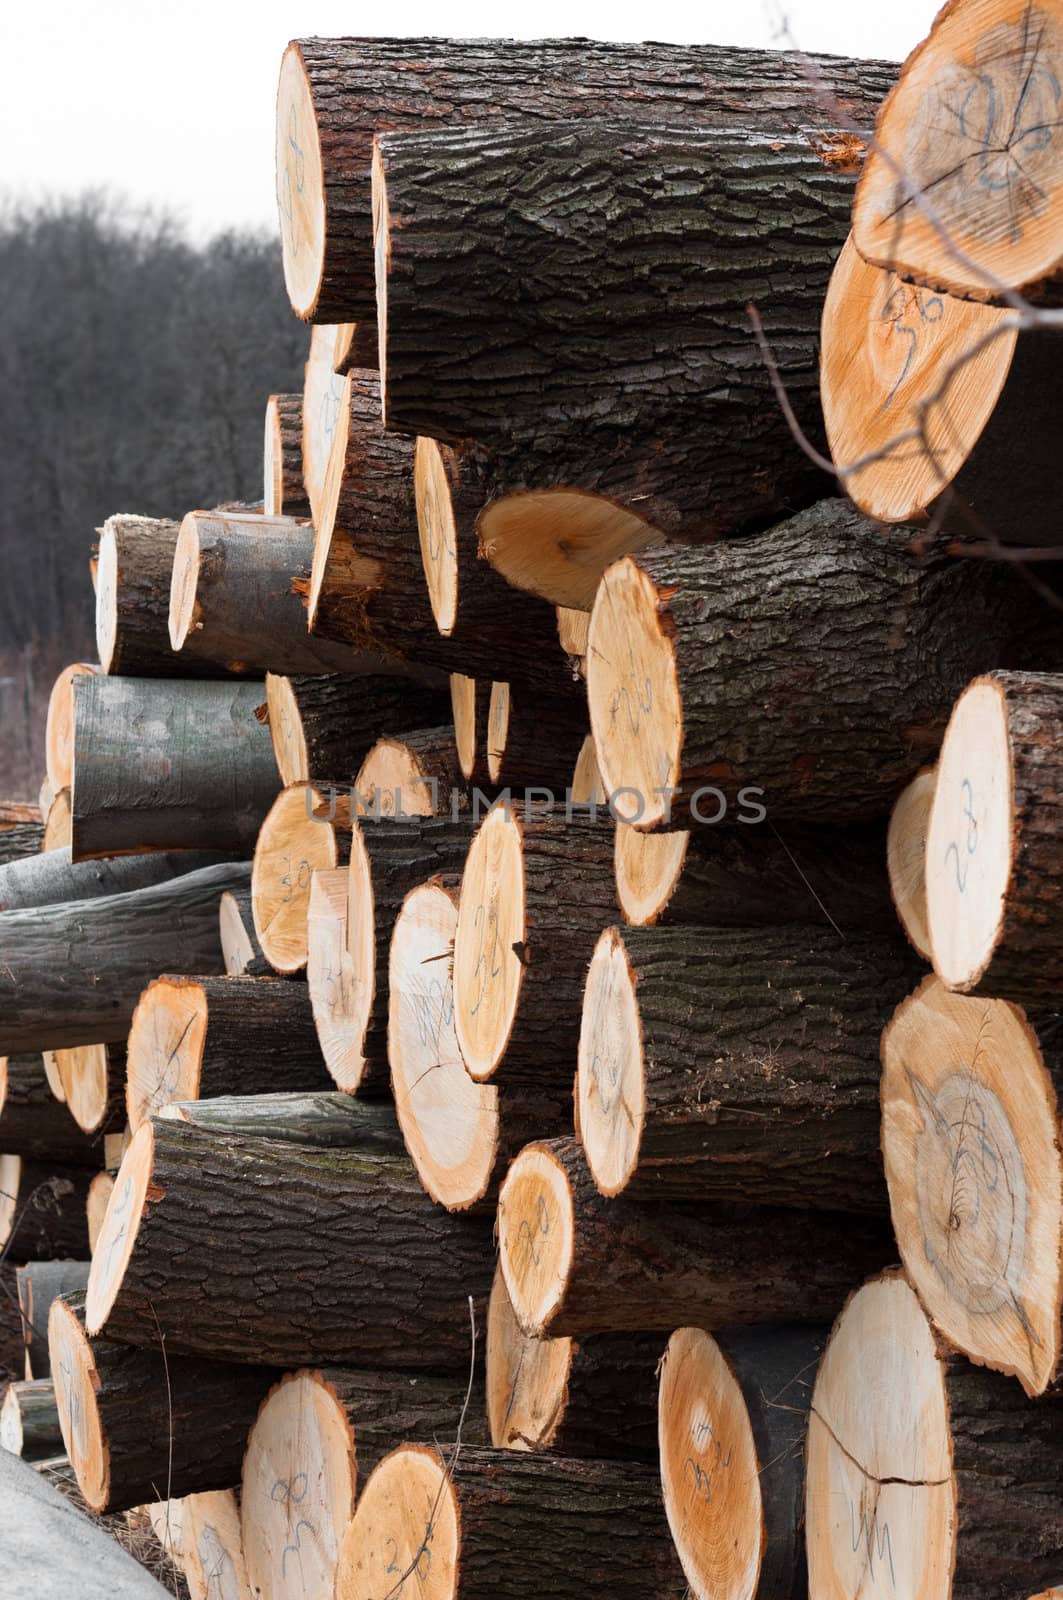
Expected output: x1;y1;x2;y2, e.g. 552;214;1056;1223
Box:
264;671;449;788
497;1137;891;1338
805;1271;1063;1600
926;671;1063;1000
577;923;920;1208
881;974;1063;1395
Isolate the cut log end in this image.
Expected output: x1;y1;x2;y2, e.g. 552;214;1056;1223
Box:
806;1274;953;1600
309;371;356;631
179;1490;248;1600
577;928;644;1197
453;806;524;1080
450;674;478;781
881;974;1062;1395
126;978;208;1132
571;735;605;806
497;1141;576;1336
0;1153;19;1247
852;2;1063;303
94;528;120;673
219;889;259;976
334;1444;456;1600
821;235;1015;521
43;788;72;852
307;865;365;1092
243;1369;358;1600
486;1265;573;1451
252;783;341;974
48;1295;109;1512
389;881;499;1212
587;556;681;828
614;824;689;925
414;436;460;635
86;1171;114;1253
478;490;662;611
264;672;309;789
45;1044;115;1134
356;737;438;819
276;43;326;319
371;144;390;420
659;1327;764;1600
168;513;201;651
485;682;510;786
84;1122;153;1336
887;765;936;959
263;394;285;516
45;663;97;793
925;676;1012;991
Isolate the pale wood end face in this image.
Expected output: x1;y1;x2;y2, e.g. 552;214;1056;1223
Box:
49;1296;109;1512
85;1122;154;1335
478;489;662;610
415;437;460;635
485;1265;573;1451
334;1445;458;1600
276;46;326;319
577;928;645;1196
497;1143;575;1337
453;806;524;1081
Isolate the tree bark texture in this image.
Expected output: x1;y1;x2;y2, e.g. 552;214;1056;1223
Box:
4;1163;91;1262
161;1090;405;1153
94;515;198;678
0;846;223;911
0;861;250;1051
0;806;44;867
16;1260;90;1379
0;1055;104;1164
266;670;449;786
310;1364;488;1482
264;393;312;520
483;682;588;790
71;676;278;859
284;34;895;321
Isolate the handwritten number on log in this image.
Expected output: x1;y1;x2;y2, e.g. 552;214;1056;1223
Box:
943;778;977;894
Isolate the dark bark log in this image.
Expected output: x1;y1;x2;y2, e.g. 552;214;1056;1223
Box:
481;681;587;790
87;1120;494;1370
0;1055;104;1163
48;1292;277;1514
577;922;920;1209
0;806;44;867
589;499;1063;827
498;1136;891;1337
95;514;203;679
265;669;449;786
332;320;378;374
0;861;250;1051
15;1260;91;1379
263;393;311;520
2;1162;91;1262
71;676;278;859
126;974;331;1130
0;846;224;911
219;885;270;975
333;1443;685;1600
279;34;895;321
0;1379;61;1460
160;1090;405;1153
355;725;469;818
42;1043;126;1137
0;1261;24;1384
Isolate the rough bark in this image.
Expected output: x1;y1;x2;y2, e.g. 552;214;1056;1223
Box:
3;1163;91;1262
89;1121;494;1369
0;846;223;911
332;320;378;373
0;861;249;1051
498;1137;891;1337
281;34;895;321
297;1364;488;1481
589;500;1063;827
160;1090;405;1153
219;885;270;975
94;514;200;678
0;1378;61;1460
0;1055;105;1163
263;393;311;519
0;806;44;866
71;676;277;859
482;681;588;790
49;1293;277;1514
0;1261;25;1384
265;670;449;786
16;1260;91;1379
578;922;920;1209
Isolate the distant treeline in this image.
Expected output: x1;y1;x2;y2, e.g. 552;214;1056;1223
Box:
0;195;308;795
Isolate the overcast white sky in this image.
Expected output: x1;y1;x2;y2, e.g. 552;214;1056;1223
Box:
3;0;938;237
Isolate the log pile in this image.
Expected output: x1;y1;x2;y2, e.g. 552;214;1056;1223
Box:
5;15;1063;1600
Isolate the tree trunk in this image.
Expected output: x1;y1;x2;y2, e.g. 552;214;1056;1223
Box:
926;671;1063;1001
302;322;348;526
159;1090;404;1154
389;880;572;1212
806;1271;1063;1600
309;814;473;1091
169;510;410;678
264;670;448;786
887;766;935;959
0;1055;105;1162
48;1292;276;1514
588;500;1062;827
277;34;895;321
45;663;98;791
0;1379;61;1461
251;783;352;974
577;922;920;1209
0;805;44;867
851;4;1063;307
71;675;278;859
242;1366;487;1600
263;393;311;520
614;815;898;931
821;236;1063;545
1;1160;91;1261
660;1324;825;1600
126;974;331;1131
0;861;250;1051
333;1443;685;1600
219;885;270;975
0;845;224;911
355;726;467;818
16;1260;91;1378
40;1043;126;1137
497;1137;890;1337
453;806;617;1081
881;974;1063;1396
486;1266;660;1460
95;515;202;678
86;1119;494;1369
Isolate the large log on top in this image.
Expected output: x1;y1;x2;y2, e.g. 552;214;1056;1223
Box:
587;500;1060;828
0;845;222;911
277;34;895;321
926;672;1063;1002
806;1272;1063;1600
85;1118;493;1369
0;861;249;1051
851;0;1063;306
576;923;919;1209
881;974;1063;1396
71;675;277;859
497;1137;890;1338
